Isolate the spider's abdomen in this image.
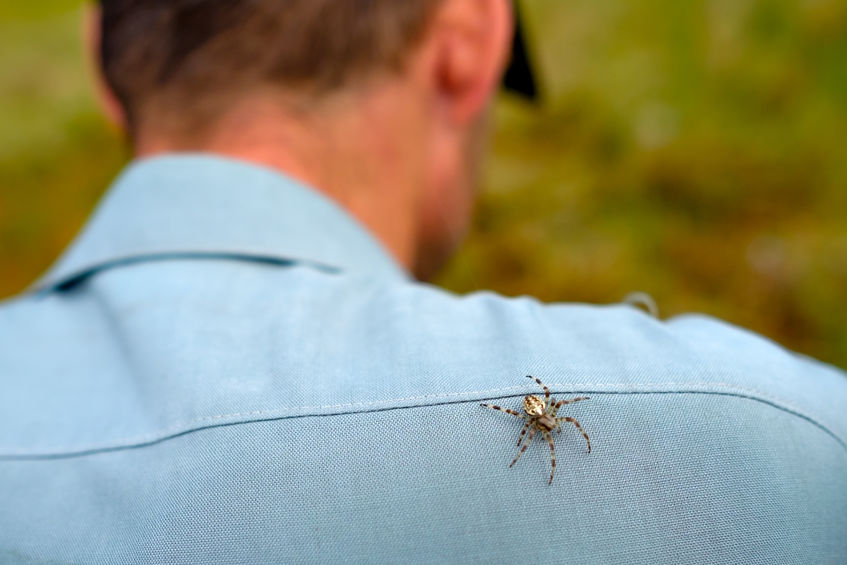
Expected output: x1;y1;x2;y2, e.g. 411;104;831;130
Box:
523;395;545;417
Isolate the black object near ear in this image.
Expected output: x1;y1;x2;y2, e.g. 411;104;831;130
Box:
502;2;539;101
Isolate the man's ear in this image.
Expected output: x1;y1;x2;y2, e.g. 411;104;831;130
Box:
425;0;513;125
83;2;127;132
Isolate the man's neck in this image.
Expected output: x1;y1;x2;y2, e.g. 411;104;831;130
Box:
134;91;425;277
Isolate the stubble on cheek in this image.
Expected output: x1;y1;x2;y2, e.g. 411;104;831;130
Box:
413;109;491;280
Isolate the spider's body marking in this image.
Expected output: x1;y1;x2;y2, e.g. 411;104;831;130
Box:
523;395;545;417
481;375;591;485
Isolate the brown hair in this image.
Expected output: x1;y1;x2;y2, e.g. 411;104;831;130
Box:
99;0;442;138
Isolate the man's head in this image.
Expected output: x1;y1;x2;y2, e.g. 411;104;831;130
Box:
91;0;514;279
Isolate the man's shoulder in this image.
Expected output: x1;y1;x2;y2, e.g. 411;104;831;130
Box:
382;278;847;445
1;259;844;457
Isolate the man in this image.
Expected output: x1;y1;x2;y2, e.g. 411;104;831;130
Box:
1;1;845;563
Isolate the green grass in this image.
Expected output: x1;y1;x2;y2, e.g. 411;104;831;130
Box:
1;0;846;367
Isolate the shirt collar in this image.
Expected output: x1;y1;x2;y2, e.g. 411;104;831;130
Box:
33;153;408;291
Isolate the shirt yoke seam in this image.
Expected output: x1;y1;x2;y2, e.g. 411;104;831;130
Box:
1;382;844;459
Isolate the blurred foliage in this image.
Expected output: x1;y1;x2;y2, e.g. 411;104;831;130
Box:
0;0;845;368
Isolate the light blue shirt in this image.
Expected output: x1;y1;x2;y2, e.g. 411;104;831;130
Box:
1;155;845;564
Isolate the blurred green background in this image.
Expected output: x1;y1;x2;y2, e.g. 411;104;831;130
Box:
1;0;845;368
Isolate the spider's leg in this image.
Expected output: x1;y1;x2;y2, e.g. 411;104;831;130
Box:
527;375;550;403
557;416;591;453
516;421;532;447
480;404;524;419
509;428;535;468
551;396;590;418
543;430;556;485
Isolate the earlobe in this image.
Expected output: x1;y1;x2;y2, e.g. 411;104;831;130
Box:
83;2;128;132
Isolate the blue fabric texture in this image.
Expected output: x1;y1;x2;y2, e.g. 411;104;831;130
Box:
1;154;845;564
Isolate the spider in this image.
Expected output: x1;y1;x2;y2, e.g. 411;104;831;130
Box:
481;376;591;485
